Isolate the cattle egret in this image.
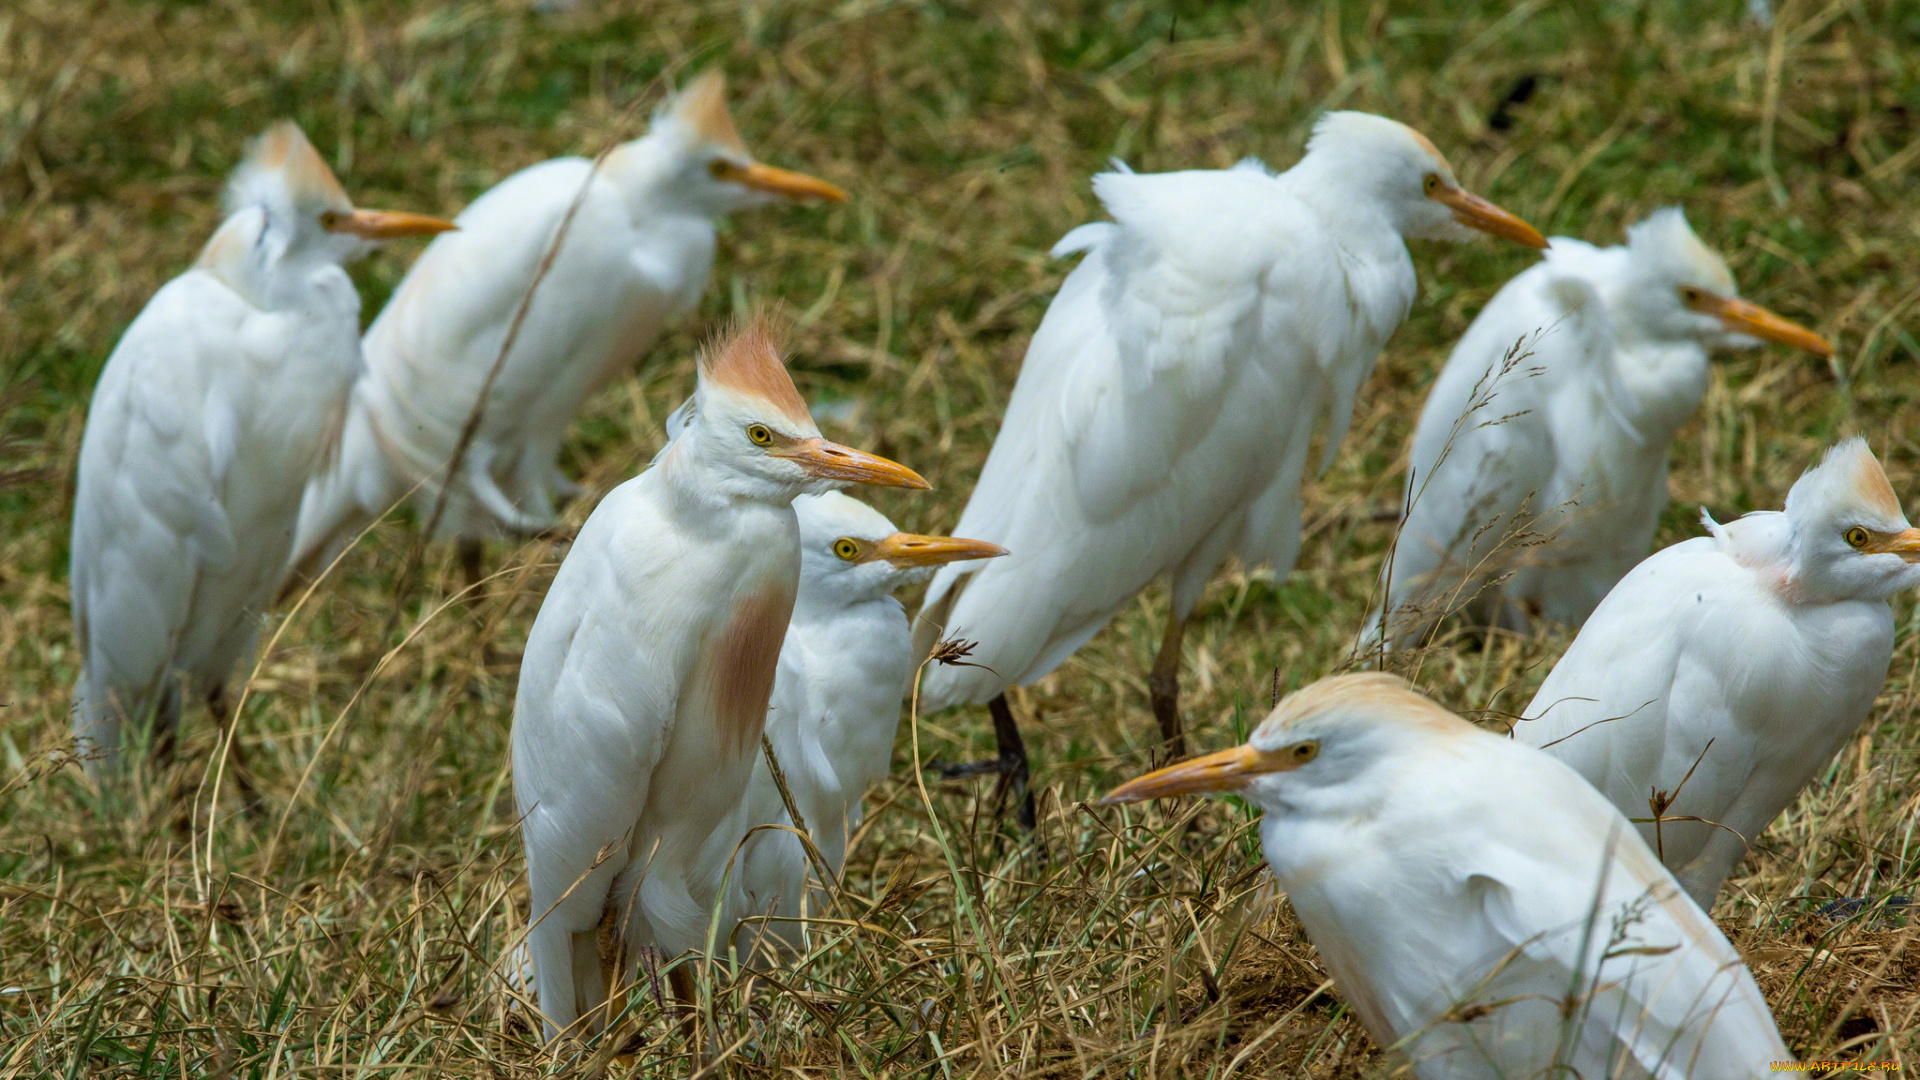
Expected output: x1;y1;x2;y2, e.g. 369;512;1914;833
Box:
287;70;847;585
1368;208;1831;650
912;112;1545;820
1104;673;1787;1078
1517;438;1919;909
716;491;1004;957
512;321;927;1041
69;122;453;781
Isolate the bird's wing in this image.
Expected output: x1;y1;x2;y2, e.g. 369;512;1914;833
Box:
70;272;265;729
1358;751;1785;1077
1061;168;1332;522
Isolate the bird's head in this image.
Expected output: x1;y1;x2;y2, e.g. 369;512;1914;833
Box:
793;491;1006;605
647;70;847;215
1302;111;1546;249
677;320;928;502
1102;673;1466;818
1620;207;1830;356
1776;439;1920;602
205;121;454;285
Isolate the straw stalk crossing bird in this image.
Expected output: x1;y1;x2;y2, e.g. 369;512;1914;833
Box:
1517;439;1920;909
912;111;1545;823
511;321;928;1042
1104;673;1787;1078
69;122;453;787
286;71;847;586
1368;207;1831;649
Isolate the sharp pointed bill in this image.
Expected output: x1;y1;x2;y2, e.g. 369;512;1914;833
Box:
771;437;928;489
323;208;458;240
1681;289;1831;355
1427;182;1548;248
864;533;1007;567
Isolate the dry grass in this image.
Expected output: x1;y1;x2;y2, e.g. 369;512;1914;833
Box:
4;0;1919;1074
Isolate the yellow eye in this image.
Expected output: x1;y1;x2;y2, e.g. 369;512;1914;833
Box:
832;538;861;562
1422;173;1440;196
1845;526;1871;550
318;210;343;230
746;424;774;446
709;159;742;181
1289;741;1320;766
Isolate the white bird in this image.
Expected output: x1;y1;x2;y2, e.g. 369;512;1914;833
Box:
287;71;847;585
1104;673;1787;1078
1368;208;1832;650
1516;438;1920;910
912;112;1546;819
714;491;1004;958
511;321;928;1042
69;121;452;781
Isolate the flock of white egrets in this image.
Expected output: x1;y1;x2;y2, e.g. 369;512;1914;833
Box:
66;68;1907;1075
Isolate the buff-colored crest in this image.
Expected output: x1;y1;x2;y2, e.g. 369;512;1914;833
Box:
1256;672;1466;744
247;121;351;210
1842;442;1904;522
671;70;750;157
697;318;813;427
1406;126;1454;176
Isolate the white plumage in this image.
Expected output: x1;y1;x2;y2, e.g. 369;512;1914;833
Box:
511;323;926;1041
1105;673;1787;1078
69;122;452;777
287;71;845;580
1516;439;1920;909
1370;208;1831;649
716;491;1003;957
914;111;1546;763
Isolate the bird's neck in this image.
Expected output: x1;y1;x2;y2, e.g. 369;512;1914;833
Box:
603;135;708;220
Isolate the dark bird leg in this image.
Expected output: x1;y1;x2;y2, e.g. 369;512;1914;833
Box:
207;685;265;820
929;693;1036;831
1149;612;1188;762
457;537;486;592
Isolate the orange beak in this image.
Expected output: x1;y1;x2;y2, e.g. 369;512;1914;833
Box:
328;208;458;240
1684;291;1832;357
735;162;848;203
779;438;928;489
865;533;1008;568
1102;744;1292;803
1864;527;1920;562
1429;185;1548;249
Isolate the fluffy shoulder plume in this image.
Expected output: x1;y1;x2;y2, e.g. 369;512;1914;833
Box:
1256;672;1465;744
227;121;349;215
666;69;748;155
697;317;813;426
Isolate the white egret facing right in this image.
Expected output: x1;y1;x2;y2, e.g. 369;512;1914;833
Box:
70;122;452;785
1368;208;1830;650
1517;439;1920;909
914;112;1545;823
287;71;847;585
1105;673;1787;1079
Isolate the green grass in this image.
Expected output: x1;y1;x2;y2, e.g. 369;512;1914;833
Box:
4;0;1920;1074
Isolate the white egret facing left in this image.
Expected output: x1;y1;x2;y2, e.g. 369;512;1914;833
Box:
1105;673;1787;1079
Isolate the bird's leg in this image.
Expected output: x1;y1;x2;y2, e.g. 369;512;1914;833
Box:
928;695;1036;831
457;537;487;592
207;685;265;820
988;695;1036;832
1149;612;1188;762
666;959;703;1071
